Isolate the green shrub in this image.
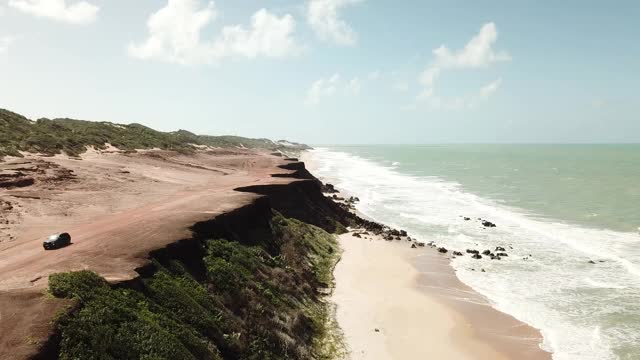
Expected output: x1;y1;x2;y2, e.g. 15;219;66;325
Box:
48;270;108;301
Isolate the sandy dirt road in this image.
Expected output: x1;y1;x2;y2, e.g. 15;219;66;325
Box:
0;148;298;359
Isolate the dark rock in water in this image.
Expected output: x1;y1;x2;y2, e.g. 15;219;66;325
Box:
463;217;471;221
466;249;480;254
400;230;408;237
588;260;596;264
416;242;425;247
472;254;482;260
411;243;417;249
481;269;486;272
453;251;463;256
482;220;496;228
491;255;501;260
375;328;380;332
353;233;362;238
482;250;491;255
496;252;508;257
322;183;339;194
495;246;506;252
438;247;448;254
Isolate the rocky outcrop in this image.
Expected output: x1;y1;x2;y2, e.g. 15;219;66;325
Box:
321;183;339;194
481;220;496;228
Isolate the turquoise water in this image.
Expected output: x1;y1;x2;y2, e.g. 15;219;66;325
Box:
327;145;640;233
308;145;640;360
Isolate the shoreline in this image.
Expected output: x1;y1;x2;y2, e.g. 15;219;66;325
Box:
302;151;552;359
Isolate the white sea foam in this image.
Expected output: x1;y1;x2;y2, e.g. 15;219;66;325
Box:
308;147;640;360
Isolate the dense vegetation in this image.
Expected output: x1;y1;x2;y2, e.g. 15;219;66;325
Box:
48;213;345;360
0;108;308;159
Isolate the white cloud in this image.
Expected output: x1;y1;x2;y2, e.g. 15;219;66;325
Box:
416;22;509;109
129;0;299;65
305;74;362;105
433;22;511;69
419;22;510;87
479;78;501;99
8;0;99;25
306;74;340;105
346;77;362;94
213;9;298;59
0;36;14;54
418;66;440;87
307;0;361;46
417;78;503;110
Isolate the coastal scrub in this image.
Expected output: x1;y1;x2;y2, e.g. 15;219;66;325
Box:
47;211;344;360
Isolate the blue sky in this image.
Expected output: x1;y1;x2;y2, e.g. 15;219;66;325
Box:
0;0;638;144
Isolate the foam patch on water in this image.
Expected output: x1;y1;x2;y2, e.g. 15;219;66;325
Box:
308;148;640;360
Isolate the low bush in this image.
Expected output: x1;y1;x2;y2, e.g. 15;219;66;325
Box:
48;270;108;301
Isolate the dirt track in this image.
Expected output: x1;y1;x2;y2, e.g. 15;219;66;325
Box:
0;148;298;359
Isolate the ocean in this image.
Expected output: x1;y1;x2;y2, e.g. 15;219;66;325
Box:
306;145;640;360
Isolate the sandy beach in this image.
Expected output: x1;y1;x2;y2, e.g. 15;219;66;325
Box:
332;232;551;359
302;150;551;360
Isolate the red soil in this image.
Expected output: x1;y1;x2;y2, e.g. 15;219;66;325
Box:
0;148;298;359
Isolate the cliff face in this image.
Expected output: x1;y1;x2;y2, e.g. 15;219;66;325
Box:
236;182;351;235
39;161;349;360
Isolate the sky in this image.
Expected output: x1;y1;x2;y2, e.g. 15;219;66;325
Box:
0;0;638;144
